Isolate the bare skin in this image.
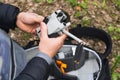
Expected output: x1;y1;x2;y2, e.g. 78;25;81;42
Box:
39;22;67;57
16;12;67;58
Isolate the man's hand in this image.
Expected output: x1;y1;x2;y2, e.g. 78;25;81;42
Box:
39;22;67;58
16;12;44;34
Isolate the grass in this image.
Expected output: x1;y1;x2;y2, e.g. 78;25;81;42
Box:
66;0;88;9
47;0;53;4
33;0;43;3
81;18;91;26
101;0;107;9
111;55;120;80
108;24;120;40
74;11;81;18
33;0;53;3
22;33;33;41
111;0;120;9
66;0;78;7
80;0;88;9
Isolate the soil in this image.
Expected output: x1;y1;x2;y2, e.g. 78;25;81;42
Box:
1;0;120;76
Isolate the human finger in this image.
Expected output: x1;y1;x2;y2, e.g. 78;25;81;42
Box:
33;14;44;23
21;12;44;24
57;33;67;43
40;22;48;39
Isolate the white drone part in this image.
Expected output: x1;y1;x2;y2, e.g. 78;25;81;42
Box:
36;9;71;38
36;10;87;45
62;29;87;45
36;21;70;38
46;10;70;34
37;27;87;45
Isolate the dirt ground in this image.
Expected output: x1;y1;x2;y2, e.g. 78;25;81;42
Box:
1;0;120;77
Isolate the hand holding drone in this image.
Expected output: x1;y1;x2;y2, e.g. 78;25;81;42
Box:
36;10;86;45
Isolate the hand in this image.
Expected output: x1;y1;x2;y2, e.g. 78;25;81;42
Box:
38;22;67;58
16;12;44;34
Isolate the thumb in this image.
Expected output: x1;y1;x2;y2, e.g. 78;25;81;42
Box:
57;33;67;42
40;22;48;39
33;15;44;23
29;13;44;23
20;12;44;24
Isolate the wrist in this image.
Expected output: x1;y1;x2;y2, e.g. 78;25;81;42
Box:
38;50;55;58
16;12;22;28
36;52;53;65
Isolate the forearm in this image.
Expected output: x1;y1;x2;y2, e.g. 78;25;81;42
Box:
0;3;19;32
15;53;53;80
